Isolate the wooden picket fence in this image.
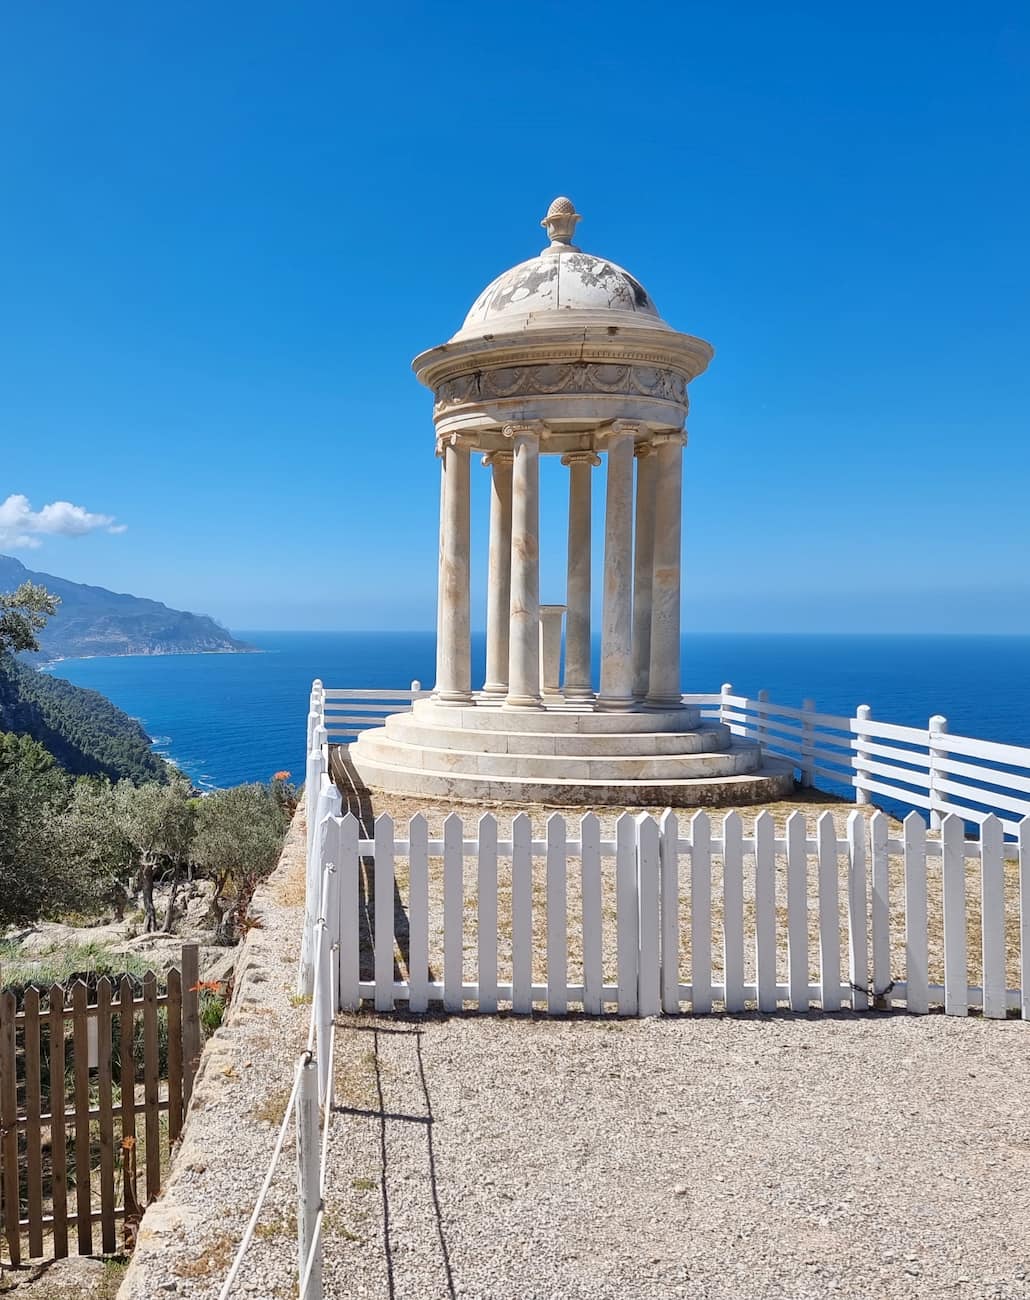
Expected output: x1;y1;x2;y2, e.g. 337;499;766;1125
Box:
310;809;1030;1020
0;946;201;1265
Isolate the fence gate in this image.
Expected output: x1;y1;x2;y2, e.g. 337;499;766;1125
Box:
0;944;202;1265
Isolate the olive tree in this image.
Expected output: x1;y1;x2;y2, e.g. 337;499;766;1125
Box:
113;777;195;932
0;582;60;654
192;783;289;943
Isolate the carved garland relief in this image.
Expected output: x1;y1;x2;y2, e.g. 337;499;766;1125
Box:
433;362;689;413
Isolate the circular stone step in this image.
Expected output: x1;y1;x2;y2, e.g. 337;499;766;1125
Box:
382;712;732;757
355;732;759;781
408;697;703;734
346;747;796;808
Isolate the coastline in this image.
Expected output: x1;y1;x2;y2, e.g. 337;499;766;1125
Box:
38;645;263;672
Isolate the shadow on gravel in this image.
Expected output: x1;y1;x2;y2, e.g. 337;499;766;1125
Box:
333;1025;456;1300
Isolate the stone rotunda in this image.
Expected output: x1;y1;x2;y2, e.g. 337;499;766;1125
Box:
351;198;794;805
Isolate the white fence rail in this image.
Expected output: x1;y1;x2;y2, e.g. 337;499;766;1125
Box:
318;679;428;743
306;806;1030;1021
701;684;1030;838
312;680;1030;837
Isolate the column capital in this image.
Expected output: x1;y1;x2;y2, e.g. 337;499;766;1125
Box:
435;432;478;457
650;430;688;447
560;450;601;468
502;419;546;441
605;419;646;441
482;449;515;468
633;441;656;459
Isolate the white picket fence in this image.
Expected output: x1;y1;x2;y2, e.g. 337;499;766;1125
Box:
310;680;1030;838
304;804;1030;1021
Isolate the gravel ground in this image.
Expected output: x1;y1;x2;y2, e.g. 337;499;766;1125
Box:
323;1010;1030;1300
116;795;1030;1300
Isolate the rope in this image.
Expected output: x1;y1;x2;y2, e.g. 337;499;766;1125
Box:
216;1051;308;1300
222;862;340;1297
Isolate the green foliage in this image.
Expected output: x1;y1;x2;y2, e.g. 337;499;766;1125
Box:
193;782;290;942
60;778;136;915
200;989;226;1035
0;940;153;995
0;730;72;928
0;579;59;654
112;776;195;931
0;650;169;784
0;742;291;937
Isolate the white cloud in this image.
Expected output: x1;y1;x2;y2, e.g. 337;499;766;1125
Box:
0;494;127;549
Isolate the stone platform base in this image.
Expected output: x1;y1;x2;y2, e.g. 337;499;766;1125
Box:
349;698;797;807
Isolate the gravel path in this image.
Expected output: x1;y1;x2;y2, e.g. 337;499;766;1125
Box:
323;1011;1030;1300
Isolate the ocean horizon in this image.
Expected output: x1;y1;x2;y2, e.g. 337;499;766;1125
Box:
44;631;1030;793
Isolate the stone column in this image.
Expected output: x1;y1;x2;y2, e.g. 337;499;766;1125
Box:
561;450;600;700
480;450;514;701
504;422;544;710
646;432;686;709
433;434;473;704
597;422;638;711
632;442;657;700
539;605;566;697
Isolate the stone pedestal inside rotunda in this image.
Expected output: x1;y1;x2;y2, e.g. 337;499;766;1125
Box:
351;198;794;806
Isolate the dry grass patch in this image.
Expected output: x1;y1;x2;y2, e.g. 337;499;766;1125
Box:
252;1084;293;1125
174;1231;237;1279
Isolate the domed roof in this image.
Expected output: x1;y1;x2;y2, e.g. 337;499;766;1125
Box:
453;197;667;339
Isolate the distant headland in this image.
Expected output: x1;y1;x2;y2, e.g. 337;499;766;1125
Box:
0;554;256;661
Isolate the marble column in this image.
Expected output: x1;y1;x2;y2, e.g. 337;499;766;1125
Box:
480;450;514;701
646;432;685;709
433;435;473;704
539;605;566;697
632;442;657;700
504;422;544;709
561;450;600;700
597;422;638;711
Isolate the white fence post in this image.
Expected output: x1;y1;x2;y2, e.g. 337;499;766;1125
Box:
720;682;733;730
299;756;337;999
756;688;768;751
315;862;337;1105
800;699;815;788
636;815;661;1017
929;714;948;831
854;704;872;805
410;678;422;697
296;1054;322;1300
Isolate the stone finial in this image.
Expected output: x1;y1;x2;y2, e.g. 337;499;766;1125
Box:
541;196;581;248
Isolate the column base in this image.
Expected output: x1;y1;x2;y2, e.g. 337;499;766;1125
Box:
595;695;637;713
478;685;508;706
502;695;545;711
563;685;595;702
434;690;475;705
644;694;684;711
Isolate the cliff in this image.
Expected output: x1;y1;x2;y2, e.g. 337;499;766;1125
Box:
0;555;255;661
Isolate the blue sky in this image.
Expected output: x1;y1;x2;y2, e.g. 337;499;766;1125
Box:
2;3;1028;633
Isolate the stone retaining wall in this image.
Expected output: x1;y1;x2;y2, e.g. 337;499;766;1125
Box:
116;809;310;1299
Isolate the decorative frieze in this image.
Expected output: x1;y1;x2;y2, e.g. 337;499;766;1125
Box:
434;362;689;415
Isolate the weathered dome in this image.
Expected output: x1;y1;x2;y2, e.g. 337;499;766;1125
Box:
453;197;667;339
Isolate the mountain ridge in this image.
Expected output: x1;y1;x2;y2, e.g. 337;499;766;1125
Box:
0;554;255;661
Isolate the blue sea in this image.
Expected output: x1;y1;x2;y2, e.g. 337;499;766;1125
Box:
45;632;1030;792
